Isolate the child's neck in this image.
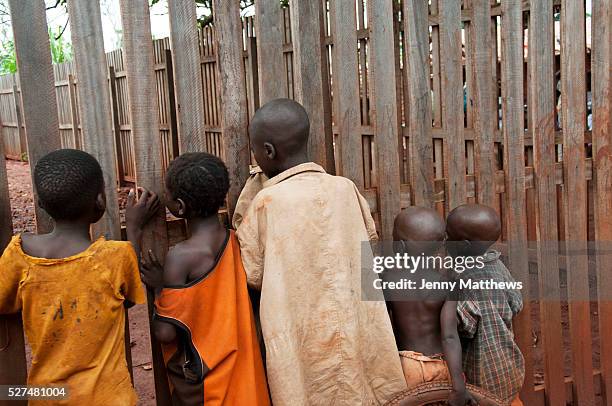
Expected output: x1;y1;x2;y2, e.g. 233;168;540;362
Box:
186;215;224;238
50;220;91;240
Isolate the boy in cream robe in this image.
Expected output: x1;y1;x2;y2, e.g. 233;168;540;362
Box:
236;99;406;405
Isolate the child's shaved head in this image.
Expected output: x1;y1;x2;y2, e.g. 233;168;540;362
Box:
34;149;104;220
249;98;310;177
446;204;501;256
393;206;445;255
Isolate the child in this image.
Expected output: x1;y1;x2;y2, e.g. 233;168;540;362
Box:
236;98;406;405
383;207;473;406
0;149;157;405
136;152;270;406
446;204;525;406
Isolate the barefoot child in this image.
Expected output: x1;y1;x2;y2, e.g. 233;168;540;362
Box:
446;204;525;406
236;98;406;405
383;207;473;406
0;149;157;405
136;152;269;406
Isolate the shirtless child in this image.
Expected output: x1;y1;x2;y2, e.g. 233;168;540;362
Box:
446;204;525;406
135;152;269;406
383;207;473;406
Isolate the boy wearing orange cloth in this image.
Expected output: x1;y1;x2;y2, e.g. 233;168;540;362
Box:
0;149;157;405
136;152;270;406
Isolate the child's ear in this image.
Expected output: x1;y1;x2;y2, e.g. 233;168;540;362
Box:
263;142;276;160
177;198;187;217
95;192;107;213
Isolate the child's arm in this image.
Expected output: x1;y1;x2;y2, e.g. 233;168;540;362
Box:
441;300;474;406
141;249;189;343
125;187;161;261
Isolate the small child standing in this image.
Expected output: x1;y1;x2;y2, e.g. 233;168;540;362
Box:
135;152;269;406
383;207;473;406
0;149;158;405
446;204;525;406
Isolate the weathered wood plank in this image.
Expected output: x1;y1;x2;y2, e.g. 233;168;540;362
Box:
438;0;465;209
67;74;81;150
12;83;26;158
168;0;206;153
499;1;533;403
212;0;250;216
290;0;335;172
367;0;400;240
528;0;567;404
330;0;363;188
469;0;495;207
8;0;62;233
256;0;286;103
0;125;27;397
591;0;612;403
68;0;121;241
560;0;595;403
403;0;434;207
118;0;171;402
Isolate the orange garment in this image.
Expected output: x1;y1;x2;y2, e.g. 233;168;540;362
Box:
0;235;145;405
399;351;451;388
510;396;524;406
155;231;270;406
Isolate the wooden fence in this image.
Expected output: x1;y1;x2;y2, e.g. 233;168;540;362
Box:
0;0;611;405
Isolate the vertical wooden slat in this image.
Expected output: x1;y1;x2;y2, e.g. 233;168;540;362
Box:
500;2;533;403
165;49;180;160
168;0;206;153
0;129;27;402
12;83;26;157
367;0;400;240
469;0;495;207
67;74;81;150
8;0;61;233
404;0;434;207
118;0;172;403
212;0;250;216
438;0;466;209
256;0;286;103
68;0;121;241
290;0;335;172
529;1;566;404
560;0;595;403
108;66;125;185
592;0;612;403
245;36;260;116
330;0;363;188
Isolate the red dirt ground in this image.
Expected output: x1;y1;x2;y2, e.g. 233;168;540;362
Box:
4;158;603;404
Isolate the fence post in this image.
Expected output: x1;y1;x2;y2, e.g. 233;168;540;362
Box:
330;0;363;188
168;0;206;153
0;129;27;404
11;82;26;159
560;0;595;403
366;0;400;240
67;74;81;150
499;1;534;404
592;0;612;403
8;0;62;233
438;0;466;210
528;1;566;404
255;0;286;104
469;0;496;207
245;35;260;117
108;66;125;187
212;0;250;216
403;0;434;207
289;0;335;174
118;0;172;404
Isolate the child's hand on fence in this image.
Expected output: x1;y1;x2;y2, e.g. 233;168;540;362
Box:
125;187;161;230
140;249;165;291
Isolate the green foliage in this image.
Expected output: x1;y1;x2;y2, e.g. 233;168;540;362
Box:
0;36;16;74
48;26;72;64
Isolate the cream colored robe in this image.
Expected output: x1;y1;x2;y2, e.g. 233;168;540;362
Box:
236;162;406;405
